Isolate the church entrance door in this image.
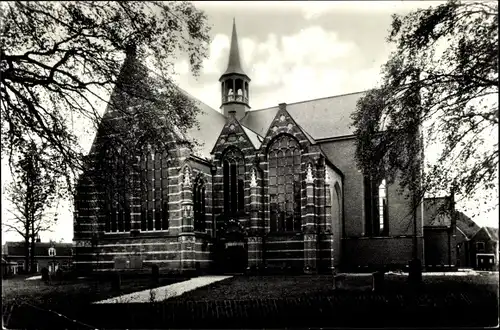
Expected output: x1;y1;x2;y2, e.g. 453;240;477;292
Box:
223;241;247;273
215;216;248;274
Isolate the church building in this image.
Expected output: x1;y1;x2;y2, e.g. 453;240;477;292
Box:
73;21;426;274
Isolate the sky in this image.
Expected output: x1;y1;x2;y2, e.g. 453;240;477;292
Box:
1;1;498;244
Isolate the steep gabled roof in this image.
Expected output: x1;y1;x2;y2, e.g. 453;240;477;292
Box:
456;211;481;239
485;226;499;241
176;87;227;159
240;91;367;141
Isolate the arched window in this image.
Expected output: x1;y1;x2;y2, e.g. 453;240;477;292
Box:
268;135;301;232
378;179;388;234
364;177;388;236
140;150;169;231
223;148;245;216
193;177;206;232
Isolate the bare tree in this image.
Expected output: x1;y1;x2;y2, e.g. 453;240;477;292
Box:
3;142;61;273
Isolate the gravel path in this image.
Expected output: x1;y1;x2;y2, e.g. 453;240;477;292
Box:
25;275;42;281
93;275;233;304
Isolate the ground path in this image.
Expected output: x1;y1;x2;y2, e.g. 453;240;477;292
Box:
93;275;232;304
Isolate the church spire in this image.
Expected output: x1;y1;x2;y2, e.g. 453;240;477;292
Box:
219;19;251;120
222;18;248;78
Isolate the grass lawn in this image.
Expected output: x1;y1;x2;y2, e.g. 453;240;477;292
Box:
3;272;498;329
2;273;190;308
170;272;499;301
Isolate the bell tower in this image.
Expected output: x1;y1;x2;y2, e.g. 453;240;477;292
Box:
219;19;251;120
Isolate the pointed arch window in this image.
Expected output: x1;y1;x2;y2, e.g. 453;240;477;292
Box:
193;177;206;232
222;148;245;216
140;149;169;231
268;135;302;232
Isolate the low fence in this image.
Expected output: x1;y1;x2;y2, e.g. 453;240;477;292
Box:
4;291;498;329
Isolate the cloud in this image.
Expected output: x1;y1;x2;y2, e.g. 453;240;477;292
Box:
202;33;230;74
194;1;442;16
174;24;384;111
282;27;355;64
246;27;357;91
240;37;257;71
174;23;370;110
206;26;366;108
300;1;444;20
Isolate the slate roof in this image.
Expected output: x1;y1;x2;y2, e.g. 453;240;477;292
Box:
178;89;367;159
239;91;367;141
3;242;73;258
177;87;227;159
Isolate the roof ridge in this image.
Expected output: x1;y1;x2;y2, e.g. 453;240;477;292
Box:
250;90;370;113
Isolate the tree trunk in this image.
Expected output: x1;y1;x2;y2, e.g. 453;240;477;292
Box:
30;235;36;273
24;237;30;274
30;216;36;273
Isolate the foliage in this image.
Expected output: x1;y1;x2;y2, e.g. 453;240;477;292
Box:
1;1;211;193
351;0;498;216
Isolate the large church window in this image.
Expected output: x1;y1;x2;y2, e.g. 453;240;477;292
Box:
193;177;206;232
223;148;245;216
104;148;130;233
141;150;169;231
268;135;302;232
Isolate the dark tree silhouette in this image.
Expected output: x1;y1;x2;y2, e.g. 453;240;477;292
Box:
1;1;211;192
351;0;498;278
352;0;498;222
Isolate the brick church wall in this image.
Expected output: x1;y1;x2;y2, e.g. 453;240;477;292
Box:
73;110;216;273
263;234;304;270
424;228;455;269
319;138;424;270
342;237;424;270
318;139;364;237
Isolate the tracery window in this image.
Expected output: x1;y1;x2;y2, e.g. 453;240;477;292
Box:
140;149;169;231
223;148;245;215
193;177;206;231
268;135;302;232
104;149;130;233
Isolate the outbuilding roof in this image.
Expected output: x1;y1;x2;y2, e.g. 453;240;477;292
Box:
3;242;73;258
